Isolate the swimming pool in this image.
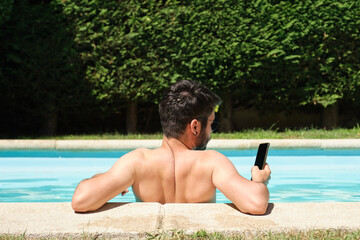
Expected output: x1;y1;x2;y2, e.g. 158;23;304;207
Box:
1;149;360;203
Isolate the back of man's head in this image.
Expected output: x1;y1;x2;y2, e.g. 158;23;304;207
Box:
159;80;221;139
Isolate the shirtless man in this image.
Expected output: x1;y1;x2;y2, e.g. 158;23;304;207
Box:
72;80;271;214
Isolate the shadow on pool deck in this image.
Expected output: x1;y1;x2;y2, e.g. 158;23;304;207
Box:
79;202;275;215
1;202;359;238
76;202;131;214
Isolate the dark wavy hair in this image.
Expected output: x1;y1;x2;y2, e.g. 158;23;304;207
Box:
159;80;221;138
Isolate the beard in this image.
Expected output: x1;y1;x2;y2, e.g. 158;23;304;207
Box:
194;130;211;150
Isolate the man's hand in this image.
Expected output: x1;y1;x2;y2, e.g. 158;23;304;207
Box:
251;163;271;184
121;189;129;196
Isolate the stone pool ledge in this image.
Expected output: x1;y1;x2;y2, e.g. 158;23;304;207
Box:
1;202;359;239
1;139;360;150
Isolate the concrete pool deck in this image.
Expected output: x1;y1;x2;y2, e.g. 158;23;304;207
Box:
1;202;360;238
1;138;360;149
1;139;360;238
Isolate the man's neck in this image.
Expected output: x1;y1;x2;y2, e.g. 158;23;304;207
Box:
161;135;193;151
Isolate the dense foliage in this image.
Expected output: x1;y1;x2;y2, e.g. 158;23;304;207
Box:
0;0;95;136
0;0;13;25
0;0;359;137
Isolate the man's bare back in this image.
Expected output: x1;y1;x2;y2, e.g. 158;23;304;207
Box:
131;140;216;204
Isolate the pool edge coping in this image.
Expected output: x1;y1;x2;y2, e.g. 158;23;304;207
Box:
1;139;360;150
1;202;360;238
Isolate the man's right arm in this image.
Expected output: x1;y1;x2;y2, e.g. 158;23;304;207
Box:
211;151;271;215
71;149;142;212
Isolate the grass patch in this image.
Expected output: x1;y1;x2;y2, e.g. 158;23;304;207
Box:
147;229;360;239
213;127;360;139
20;126;360;140
48;133;164;140
2;229;360;240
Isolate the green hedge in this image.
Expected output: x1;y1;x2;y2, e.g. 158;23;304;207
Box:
0;0;95;136
59;0;360;106
0;0;359;136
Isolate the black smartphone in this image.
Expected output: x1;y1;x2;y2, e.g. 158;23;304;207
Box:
254;143;270;170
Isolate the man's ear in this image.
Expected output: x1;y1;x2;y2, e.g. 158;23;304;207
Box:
190;119;201;136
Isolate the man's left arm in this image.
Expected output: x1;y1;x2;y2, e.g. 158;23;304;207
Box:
211;151;270;215
71;150;140;212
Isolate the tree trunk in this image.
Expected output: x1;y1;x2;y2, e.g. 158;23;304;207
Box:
40;111;58;136
219;94;233;133
322;103;338;129
126;101;138;134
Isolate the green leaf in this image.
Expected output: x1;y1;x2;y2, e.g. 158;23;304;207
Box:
267;49;285;57
99;9;107;16
284;55;301;60
283;19;297;30
6;54;22;63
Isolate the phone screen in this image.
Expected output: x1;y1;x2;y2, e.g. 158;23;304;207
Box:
254;143;270;170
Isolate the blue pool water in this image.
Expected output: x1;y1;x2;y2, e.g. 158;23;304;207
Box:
0;149;360;203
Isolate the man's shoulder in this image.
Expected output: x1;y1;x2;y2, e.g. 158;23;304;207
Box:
125;147;162;161
203;149;226;158
199;149;229;163
120;148;148;161
130;147;156;156
131;147;149;154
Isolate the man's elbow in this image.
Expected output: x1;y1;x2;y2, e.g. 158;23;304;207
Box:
248;200;268;215
246;187;270;215
235;196;269;215
71;194;89;212
71;186;96;212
